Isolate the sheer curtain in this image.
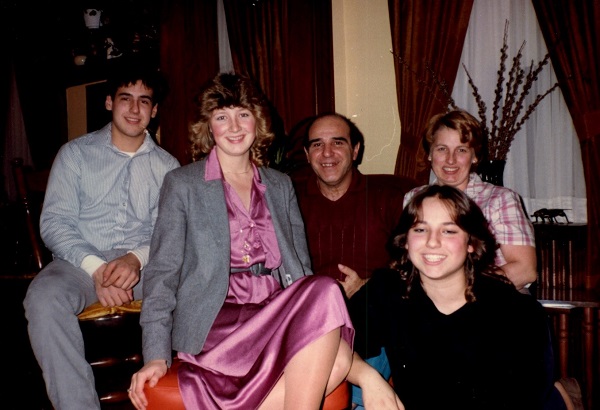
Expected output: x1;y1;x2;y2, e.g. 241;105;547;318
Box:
217;0;234;73
450;0;587;223
3;62;34;201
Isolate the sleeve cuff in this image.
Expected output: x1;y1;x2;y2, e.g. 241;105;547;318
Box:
128;246;150;270
80;255;107;277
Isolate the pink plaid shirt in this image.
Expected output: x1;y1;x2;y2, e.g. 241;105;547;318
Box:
404;173;535;266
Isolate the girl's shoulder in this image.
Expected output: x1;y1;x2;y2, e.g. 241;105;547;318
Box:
475;275;546;319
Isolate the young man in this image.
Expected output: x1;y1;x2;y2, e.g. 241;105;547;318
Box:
293;113;416;409
23;63;179;410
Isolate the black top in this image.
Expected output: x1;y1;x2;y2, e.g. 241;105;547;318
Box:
350;270;556;410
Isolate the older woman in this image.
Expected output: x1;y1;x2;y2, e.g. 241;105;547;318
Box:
404;110;536;290
129;73;353;410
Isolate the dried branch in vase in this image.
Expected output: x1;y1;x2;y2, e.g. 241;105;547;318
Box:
464;20;559;161
390;50;459;112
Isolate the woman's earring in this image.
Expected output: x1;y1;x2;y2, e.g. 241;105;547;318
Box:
428;156;432;161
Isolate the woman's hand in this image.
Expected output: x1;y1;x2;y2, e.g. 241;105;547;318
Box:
361;372;404;410
129;359;168;410
347;352;405;410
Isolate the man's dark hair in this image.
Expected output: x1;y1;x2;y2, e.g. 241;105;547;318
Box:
303;112;365;165
105;60;167;105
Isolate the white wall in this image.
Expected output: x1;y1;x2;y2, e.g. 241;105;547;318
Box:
332;0;400;175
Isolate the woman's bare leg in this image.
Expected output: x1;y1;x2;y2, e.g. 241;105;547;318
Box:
259;328;351;410
260;375;285;409
325;338;352;395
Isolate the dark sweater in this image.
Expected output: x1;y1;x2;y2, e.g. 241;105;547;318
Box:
351;270;555;410
293;170;414;281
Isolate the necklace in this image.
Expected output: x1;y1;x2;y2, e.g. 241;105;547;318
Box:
223;169;252;175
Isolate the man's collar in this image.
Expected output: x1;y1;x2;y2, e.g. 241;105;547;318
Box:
306;168;363;199
93;123;155;155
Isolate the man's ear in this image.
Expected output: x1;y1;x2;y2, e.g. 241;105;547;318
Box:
352;142;361;161
105;96;113;111
304;147;310;162
151;104;158;118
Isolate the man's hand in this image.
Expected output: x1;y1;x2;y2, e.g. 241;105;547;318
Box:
129;359;168;410
92;266;134;307
92;254;140;307
102;253;141;290
337;264;368;299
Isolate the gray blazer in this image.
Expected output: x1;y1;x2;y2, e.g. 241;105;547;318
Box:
140;160;312;364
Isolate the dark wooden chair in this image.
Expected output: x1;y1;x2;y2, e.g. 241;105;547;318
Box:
10;158;51;275
78;301;143;404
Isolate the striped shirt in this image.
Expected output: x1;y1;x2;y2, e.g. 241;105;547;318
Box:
40;123;179;272
404;173;535;266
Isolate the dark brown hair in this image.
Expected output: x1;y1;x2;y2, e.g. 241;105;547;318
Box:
390;185;509;302
106;60;166;105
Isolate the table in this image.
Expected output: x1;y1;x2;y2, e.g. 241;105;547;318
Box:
538;287;600;410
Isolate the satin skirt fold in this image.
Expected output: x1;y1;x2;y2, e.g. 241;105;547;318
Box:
178;273;353;410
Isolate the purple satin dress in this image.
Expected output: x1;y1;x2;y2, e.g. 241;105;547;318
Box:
176;152;353;409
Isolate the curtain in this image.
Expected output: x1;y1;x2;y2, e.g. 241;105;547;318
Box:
532;0;600;289
450;1;586;223
388;0;474;184
222;0;334;136
3;63;35;202
217;0;234;73
158;0;220;165
7;3;68;172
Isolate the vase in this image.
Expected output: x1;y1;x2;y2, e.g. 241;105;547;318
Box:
478;160;506;187
84;9;102;29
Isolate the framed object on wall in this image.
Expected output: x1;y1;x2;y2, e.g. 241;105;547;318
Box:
66;81;111;140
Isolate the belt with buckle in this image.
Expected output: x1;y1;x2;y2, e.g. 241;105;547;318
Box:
230;263;272;276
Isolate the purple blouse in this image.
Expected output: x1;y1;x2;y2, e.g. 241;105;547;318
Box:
204;150;282;270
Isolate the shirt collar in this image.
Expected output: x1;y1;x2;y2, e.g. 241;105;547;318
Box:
205;149;223;181
431;172;483;196
464;172;485;197
92;123;156;156
305;168;363;197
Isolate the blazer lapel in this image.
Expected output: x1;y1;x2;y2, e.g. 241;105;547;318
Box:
198;165;230;250
260;169;287;239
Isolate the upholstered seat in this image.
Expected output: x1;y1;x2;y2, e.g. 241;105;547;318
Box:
144;359;351;410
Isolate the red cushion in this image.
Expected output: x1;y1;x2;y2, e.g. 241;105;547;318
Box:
145;360;350;409
323;380;351;410
145;361;185;410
